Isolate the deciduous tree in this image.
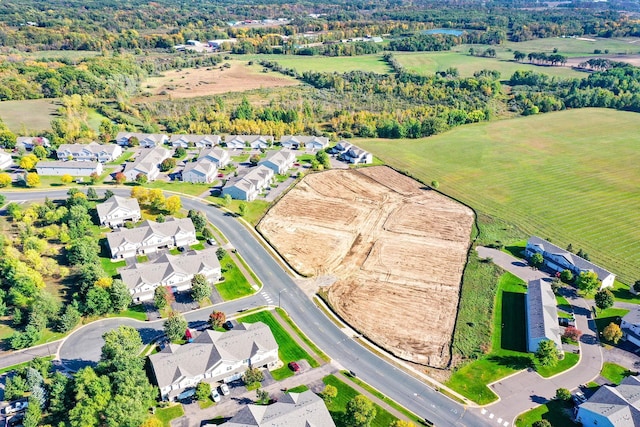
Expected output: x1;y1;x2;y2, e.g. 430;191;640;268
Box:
346;395;376;427
0;172;12;187
135;173;148;185
165;195;181;214
595;289;614;312
191;273;212;302
603;322;623;343
195;382;211;401
114;172;126;186
555;388;571;401
322;384;338;404
562;326;582;342
530;252;544;269
243;367;264;385
164;311;187;342
20;154;38;171
577;271;600;294
209;310;226;329
25;172;40;188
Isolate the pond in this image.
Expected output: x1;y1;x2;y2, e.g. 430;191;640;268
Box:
423;28;465;36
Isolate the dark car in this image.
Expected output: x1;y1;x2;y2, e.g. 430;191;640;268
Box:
288;361;300;372
223;320;234;330
7;413;25;427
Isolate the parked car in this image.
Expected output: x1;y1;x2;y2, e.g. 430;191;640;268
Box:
219;383;230;396
3;400;28;414
223;320;234;330
573;391;587;405
217;173;224;178
207;239;216;246
7;413;24;427
288;361;300;372
211;389;221;402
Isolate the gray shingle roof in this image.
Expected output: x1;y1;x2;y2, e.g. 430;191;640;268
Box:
119;247;220;290
183;158;217;177
124;147;170;175
225;135;274;144
623;310;640;327
527;236;614;282
526;279;562;350
96;195;140;221
280;135;329;146
261;150;295;169
58;142;120;156
149;322;278;391
223;390;336;427
35;160;101;169
170;134;220;145
578;376;640;426
106;217;195;250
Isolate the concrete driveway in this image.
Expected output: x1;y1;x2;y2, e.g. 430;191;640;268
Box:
473;247;603;425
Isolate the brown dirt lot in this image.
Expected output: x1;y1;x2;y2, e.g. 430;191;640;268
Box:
142;62;299;99
258;166;474;368
565;54;640;68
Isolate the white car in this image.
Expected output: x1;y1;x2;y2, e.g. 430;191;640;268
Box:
3;400;28;414
210;389;221;403
219;383;230;396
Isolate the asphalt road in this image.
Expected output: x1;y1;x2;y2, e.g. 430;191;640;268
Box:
3;189;488;427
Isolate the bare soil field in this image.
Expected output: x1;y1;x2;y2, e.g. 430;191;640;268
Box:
142;62;299;99
258;166;474;367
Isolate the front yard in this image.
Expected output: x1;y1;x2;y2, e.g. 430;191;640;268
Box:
216;254;255;300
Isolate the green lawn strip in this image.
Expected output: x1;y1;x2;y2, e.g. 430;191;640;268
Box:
601;362;639;385
169;248;180;255
205;196;271;226
100;257;126;277
198;398;215;409
34;329;66;346
594;308;630;342
287;384;309;393
610;280;640;304
0;356;54;375
190;242;205;250
216;254;254;300
322;375;398;427
537;352;579;378
233;252;261;286
155;404;184;427
448;271;530;404
237;310;319;381
136;255;149;263
145;180;212;197
514;398;577;427
275;307;330;362
108;304;147;321
108;150;135;165
339;371;422;424
502;240;527;258
357;108;640;284
246;382;261;391
556;295;573;318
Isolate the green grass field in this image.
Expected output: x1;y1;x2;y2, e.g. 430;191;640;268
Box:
154;404;184;427
237;310;319;380
357;108;640;284
515;398;577;427
0;98;60;132
322;375;398;427
215;254;255;300
23;50;101;61
601;362;638;384
233;53;392;74
393;51;585;79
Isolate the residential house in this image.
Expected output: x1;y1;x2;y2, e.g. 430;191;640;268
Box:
525;236;615;289
223;390;336;427
116;132;168;148
123;147;171;182
182;159;217;183
119;247;221;302
575;375;640;427
222;165;274;201
525;279;563;354
280;135;329;151
106;217;197;259
621;310;640;348
170;134;220;149
200;147;230;168
225;135;273;150
328;140;352;154
149;322;279;401
0;150;13;170
96;195;141;228
342;146;373;164
16;136;50;151
56;142;123;163
35;160;103;177
260;150;296;175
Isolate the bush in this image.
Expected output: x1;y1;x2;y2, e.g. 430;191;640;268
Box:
195;382;211;401
555;388;571;401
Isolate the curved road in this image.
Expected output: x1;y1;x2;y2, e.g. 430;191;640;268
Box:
5;189;487;427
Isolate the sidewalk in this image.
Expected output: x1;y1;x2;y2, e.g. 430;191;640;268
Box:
272;309;326;367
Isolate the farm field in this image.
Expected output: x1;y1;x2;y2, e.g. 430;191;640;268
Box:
356;108;640;284
393;51;586;79
258;166;474;368
0;98;60;132
232;53;392;74
142;61;299;99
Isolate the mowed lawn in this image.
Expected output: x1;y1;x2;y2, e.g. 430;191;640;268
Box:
393;51;585;79
357;108;640;284
0;98;60;132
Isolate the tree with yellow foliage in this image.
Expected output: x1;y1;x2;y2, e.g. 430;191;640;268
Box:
25;172;40;188
164;195;181;214
19;154;38;171
0;172;12;187
61;174;73;184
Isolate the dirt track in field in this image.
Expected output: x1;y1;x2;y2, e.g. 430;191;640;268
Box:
258;166;474;368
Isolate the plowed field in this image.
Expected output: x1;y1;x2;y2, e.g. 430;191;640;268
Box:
258;166;473;367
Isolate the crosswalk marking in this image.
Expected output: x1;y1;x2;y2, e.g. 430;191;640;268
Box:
261;291;273;304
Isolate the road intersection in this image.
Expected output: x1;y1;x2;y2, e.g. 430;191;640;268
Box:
4;189;488;427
